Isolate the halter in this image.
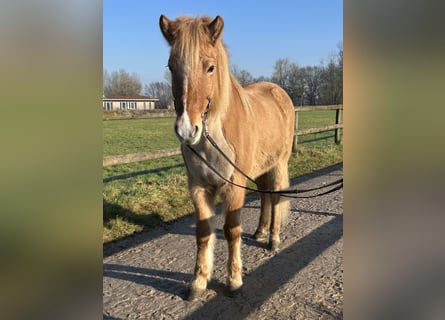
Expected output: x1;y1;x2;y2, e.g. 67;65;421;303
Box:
186;99;343;199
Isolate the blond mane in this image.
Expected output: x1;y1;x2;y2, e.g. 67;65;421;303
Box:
169;16;237;115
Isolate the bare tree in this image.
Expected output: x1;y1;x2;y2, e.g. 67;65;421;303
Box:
144;81;172;109
103;69;142;97
336;42;343;104
319;43;343;105
230;64;254;86
272;59;307;105
270;43;342;106
320;56;342;105
253;75;270;83
271;58;292;92
163;69;172;85
303;66;323;105
287;64;306;106
103;69;110;96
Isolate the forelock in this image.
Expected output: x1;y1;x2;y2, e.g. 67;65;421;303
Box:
170;16;213;71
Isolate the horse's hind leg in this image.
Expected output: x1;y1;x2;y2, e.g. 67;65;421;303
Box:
269;162;290;251
254;173;271;243
254;193;271;243
188;186;216;300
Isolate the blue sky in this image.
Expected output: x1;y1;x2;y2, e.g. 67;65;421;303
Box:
103;1;342;86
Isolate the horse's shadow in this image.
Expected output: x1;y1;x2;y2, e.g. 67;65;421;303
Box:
103;263;191;299
103;263;228;300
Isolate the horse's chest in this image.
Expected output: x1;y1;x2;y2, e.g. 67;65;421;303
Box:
182;145;234;188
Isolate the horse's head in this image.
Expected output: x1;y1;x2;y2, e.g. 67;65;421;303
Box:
160;15;225;145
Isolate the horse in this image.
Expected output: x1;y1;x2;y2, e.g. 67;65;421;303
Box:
159;14;295;300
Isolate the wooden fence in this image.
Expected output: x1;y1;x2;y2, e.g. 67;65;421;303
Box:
292;105;343;153
103;148;182;167
103;105;343;167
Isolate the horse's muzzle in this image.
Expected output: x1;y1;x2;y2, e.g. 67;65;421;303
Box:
175;122;202;145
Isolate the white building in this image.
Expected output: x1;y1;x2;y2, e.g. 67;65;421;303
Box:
102;95;160;110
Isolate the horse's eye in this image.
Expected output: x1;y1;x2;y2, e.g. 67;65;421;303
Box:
167;64;173;72
207;65;215;73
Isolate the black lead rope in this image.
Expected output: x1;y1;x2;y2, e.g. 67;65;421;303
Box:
186;144;342;199
185;100;343;199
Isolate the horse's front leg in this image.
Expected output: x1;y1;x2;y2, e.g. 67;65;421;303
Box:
188;186;216;301
222;185;245;295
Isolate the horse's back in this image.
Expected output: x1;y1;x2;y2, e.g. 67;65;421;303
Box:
243;82;294;123
243;81;295;136
240;81;295;176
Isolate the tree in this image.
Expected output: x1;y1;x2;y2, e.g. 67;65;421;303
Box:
270;43;343;106
319;43;343;105
303;66;323;105
103;69;110;96
103;69;142;97
144;81;172;109
271;58;292;92
271;59;307;105
253;75;270;83
230;64;254;86
336;43;343;104
287;63;306;106
320;56;341;105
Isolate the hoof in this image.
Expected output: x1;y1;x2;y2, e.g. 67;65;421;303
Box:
269;239;280;252
187;287;205;301
227;286;243;298
254;231;269;244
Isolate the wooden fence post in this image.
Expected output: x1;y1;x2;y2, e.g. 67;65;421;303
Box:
335;107;342;144
292;108;299;153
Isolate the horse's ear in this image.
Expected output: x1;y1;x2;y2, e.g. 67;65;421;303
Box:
208;16;224;45
159;14;177;45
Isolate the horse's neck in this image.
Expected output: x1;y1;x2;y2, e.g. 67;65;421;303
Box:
208;74;250;144
221;74;249;116
228;76;251;117
204;74;244;147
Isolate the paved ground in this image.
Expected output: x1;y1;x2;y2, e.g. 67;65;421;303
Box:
103;163;343;319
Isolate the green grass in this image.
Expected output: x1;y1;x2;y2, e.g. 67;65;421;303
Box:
103;110;343;243
103;117;179;156
298;109;339;129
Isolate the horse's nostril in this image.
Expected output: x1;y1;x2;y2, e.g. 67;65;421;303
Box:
192;125;199;137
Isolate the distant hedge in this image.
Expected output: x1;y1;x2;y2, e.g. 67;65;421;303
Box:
103;109;175;120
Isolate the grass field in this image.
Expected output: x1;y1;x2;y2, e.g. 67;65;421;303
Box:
103;117;179;156
103;110;342;243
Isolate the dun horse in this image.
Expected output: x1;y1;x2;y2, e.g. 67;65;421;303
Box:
160;15;295;300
